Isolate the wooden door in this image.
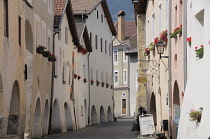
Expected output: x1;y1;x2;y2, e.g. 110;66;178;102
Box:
122;99;126;114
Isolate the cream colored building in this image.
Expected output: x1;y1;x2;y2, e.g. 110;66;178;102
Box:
113;11;138;117
0;0;26;138
23;0;54;138
72;0;116;125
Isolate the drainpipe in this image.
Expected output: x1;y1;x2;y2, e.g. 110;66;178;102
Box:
168;0;172;138
87;52;91;125
48;31;59;134
183;0;187;89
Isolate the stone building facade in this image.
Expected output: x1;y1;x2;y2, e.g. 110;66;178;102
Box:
0;0;26;138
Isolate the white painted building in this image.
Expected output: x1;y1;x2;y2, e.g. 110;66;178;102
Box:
72;0;116;125
178;1;210;138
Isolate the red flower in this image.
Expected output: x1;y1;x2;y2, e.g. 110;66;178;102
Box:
154;37;159;44
195;47;198;49
187;37;191;42
200;45;204;47
180;25;182;27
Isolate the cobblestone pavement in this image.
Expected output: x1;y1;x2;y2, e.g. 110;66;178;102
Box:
42;118;139;139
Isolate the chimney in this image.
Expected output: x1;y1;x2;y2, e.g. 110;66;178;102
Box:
118;10;126;42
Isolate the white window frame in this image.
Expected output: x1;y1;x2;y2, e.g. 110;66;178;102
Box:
65;27;68;44
152;12;155;40
159;3;162;33
123;69;127;84
123;49;127;62
114;69;119;86
113;50;118;64
147;19;150;44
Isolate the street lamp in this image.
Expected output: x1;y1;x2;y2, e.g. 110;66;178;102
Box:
156;41;168;59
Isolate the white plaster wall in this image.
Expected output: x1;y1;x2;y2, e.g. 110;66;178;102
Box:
85;4;114;123
54;13;75;132
178;1;210;138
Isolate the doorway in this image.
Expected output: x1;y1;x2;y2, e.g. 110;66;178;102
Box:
122;99;126;114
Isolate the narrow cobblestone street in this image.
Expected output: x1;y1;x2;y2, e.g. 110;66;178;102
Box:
41;118;138;139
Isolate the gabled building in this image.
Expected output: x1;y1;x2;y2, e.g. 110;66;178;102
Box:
72;0;116;125
0;0;26;138
112;10;138;117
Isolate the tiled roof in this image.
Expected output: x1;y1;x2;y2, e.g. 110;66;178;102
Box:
115;21;137;41
71;0;101;14
125;46;138;55
54;0;67;28
71;0;116;36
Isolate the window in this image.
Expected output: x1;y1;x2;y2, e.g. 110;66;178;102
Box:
4;0;8;37
81;106;83;117
97;10;99;19
114;51;118;62
96;70;98;81
90;32;92;47
101;72;104;83
105;41;107;54
63;63;67;84
123;49;127;62
159;4;162;33
91;68;93;80
106;73;108;83
147;20;150;43
58;30;61;40
109;43;112;56
123;69;127;84
101;38;103;52
69;65;72;84
65;27;68;44
152;13;155;39
114;71;118;84
18;16;21;46
95;35;98;49
101;14;103;23
83;65;86;78
48;37;50;51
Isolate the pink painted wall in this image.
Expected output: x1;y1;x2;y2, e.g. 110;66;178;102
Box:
170;0;184;138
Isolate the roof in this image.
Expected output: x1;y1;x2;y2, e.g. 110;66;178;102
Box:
76;23;92;52
71;0;116;36
115;21;137;41
125;47;138;55
54;0;80;46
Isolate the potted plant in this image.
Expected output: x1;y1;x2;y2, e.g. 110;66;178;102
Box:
159;30;168;43
78;75;81;80
110;85;113;89
101;82;105;87
84;78;87;83
148;42;155;51
74;74;78;79
42;51;51;57
91;79;94;85
170;25;182;38
36;45;46;54
195;45;204;58
188;108;203;122
96;80;100;86
106;83;110;88
78;46;88;55
143;48;150;56
187;37;192;46
48;54;56;62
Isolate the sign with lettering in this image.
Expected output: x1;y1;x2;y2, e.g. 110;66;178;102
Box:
139;114;155;135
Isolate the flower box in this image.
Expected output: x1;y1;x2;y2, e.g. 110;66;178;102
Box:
101;82;105;87
148;42;155;51
143;48;150;56
42;51;51;57
74;74;78;79
96;80;100;86
36;45;46;54
187;37;191;46
48;55;56;62
170;25;182;38
78;75;81;80
110;85;113;89
188;108;203;123
78;46;88;55
91;80;94;85
84;78;87;83
106;83;110;88
195;45;204;58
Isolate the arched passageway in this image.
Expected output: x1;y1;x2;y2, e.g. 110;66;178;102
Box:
52;99;62;133
173;81;180;138
64;102;73;131
91;105;97;125
32;98;42;138
100;106;105;123
150;93;157;126
107;106;112;122
42;100;49;135
7;81;20;135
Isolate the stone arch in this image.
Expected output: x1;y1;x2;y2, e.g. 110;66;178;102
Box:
32;98;42;138
25;19;34;135
100;106;105;123
173;81;180;138
42;99;49;135
91;105;97;125
107;106;112;122
64;102;73;131
52;99;62;133
7;81;20;135
150;93;157;126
